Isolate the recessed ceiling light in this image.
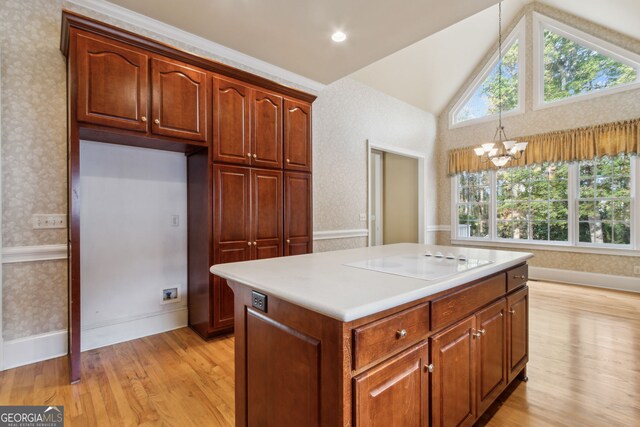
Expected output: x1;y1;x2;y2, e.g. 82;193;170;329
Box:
331;31;347;43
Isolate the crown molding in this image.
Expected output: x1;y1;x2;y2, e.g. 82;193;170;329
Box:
64;0;326;94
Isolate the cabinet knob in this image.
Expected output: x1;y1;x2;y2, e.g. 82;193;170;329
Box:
247;241;251;246
247;153;252;157
286;158;290;163
253;242;257;246
513;275;526;280
509;308;516;315
154;118;160;125
472;329;482;338
141;116;147;122
396;329;407;339
425;363;434;373
286;239;290;244
479;329;486;335
253;154;257;159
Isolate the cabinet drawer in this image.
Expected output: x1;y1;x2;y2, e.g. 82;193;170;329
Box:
431;274;505;331
507;264;528;292
353;303;430;370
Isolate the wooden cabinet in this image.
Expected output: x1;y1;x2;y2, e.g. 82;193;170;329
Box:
76;33;149;131
284;172;312;255
213;77;251;165
354;341;429;427
76;32;209;145
430;316;476;427
252;90;283;169
476;299;507;415
284;99;312;172
151;58;207;141
507;287;529;382
211;165;284;332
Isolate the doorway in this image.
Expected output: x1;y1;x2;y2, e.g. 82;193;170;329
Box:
367;140;426;246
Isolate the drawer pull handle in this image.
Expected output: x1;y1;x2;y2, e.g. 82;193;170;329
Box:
509;308;516;315
513;275;526;279
425;363;434;373
396;329;407;339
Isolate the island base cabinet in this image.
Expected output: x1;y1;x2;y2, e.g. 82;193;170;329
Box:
430;317;476;427
354;341;429;427
507;287;529;382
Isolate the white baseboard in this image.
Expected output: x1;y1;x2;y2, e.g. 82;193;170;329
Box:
529;266;639;293
2;307;188;371
3;330;67;370
81;307;188;351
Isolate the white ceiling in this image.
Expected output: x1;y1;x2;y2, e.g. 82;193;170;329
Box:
351;0;640;114
104;0;500;84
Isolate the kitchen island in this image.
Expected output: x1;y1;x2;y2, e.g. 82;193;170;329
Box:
211;243;532;427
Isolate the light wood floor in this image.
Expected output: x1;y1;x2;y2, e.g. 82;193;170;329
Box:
1;281;639;426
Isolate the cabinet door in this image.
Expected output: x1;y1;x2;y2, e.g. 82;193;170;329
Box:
213;77;250;165
430;316;476;427
76;33;148;131
251;169;283;260
284;172;312;255
354;341;428;427
151;58;207;142
212;165;251;330
283;99;311;172
476;299;507;415
507;287;529;382
252;90;282;169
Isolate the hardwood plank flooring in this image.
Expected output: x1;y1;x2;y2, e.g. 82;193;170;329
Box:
0;281;639;426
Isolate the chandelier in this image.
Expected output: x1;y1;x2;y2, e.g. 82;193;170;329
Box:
474;1;527;168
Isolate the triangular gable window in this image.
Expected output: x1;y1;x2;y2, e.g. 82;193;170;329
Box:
450;21;525;127
535;13;640;107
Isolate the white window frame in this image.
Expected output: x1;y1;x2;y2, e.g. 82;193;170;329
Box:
451;156;639;257
533;12;640;111
449;18;526;129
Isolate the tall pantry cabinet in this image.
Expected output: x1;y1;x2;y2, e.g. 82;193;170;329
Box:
189;76;314;338
62;10;315;382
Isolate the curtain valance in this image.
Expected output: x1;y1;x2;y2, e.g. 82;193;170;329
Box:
448;118;640;175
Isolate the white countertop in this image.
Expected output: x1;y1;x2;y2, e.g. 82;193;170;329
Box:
210;243;533;322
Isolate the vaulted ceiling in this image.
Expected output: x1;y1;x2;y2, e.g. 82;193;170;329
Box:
88;0;640;115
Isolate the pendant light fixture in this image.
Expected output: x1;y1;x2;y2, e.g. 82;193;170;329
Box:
475;1;527;168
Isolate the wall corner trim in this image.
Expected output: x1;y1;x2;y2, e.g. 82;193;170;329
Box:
64;0;326;93
529;266;639;293
2;244;68;264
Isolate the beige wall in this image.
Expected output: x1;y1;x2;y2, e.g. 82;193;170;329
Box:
383;153;419;244
436;3;640;277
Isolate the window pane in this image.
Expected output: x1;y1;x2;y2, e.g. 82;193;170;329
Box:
456;171;490;240
614;201;631;222
532;222;549;241
549;222;569;241
455;41;520;123
578;201;595;221
613;223;631;245
544;30;638;102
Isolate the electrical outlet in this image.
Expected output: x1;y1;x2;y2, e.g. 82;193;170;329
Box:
32;214;66;229
162;287;179;302
171;215;180;227
634;266;640;275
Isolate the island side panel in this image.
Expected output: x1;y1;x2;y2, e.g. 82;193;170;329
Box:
229;281;346;427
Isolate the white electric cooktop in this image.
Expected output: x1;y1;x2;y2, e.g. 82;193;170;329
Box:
345;252;493;281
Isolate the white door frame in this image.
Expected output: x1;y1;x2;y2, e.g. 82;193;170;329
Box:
367;139;427;246
370;150;384;245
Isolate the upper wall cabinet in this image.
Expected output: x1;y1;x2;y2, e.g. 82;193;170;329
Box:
76;33;149;132
284;99;312;172
151;58;208;142
213;77;251;165
76;32;208;144
252;89;283;169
